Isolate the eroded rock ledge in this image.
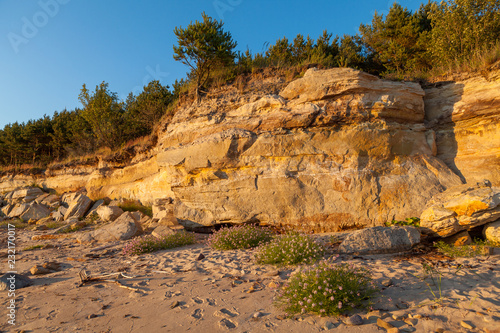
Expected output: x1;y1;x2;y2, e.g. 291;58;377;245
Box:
2;68;499;231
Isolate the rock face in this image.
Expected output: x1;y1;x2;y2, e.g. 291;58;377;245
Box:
1;68;498;231
153;68;461;230
338;226;421;254
424;71;500;186
420;183;500;237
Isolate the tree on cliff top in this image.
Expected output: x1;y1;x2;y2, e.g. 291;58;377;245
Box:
173;12;237;101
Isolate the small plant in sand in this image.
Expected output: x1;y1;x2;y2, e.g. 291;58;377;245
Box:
275;259;377;316
208;224;273;250
434;239;493;258
255;232;325;266
23;244;44;251
122;231;196;255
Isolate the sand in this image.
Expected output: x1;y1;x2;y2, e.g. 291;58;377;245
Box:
1;228;500;333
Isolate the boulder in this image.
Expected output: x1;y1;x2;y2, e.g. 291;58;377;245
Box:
11;187;44;203
7;203;30;218
64;194;93;220
40;194;61;208
483;220;500;243
51;210;64;222
19;203;50;222
86;199;104;217
96;205;123;222
78;211;143;243
0;273;32;291
152;225;175;238
1;204;14;216
420;184;500;237
338;226;421;254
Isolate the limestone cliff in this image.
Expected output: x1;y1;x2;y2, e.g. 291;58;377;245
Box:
1;68;498;231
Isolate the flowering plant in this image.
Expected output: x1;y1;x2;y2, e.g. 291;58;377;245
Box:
275;259;377;316
254;232;325;266
207;224;273;250
122;231;196;255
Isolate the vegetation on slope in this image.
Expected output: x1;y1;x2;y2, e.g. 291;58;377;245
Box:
0;0;498;171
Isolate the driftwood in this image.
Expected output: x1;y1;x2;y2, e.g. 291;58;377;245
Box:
78;269;143;292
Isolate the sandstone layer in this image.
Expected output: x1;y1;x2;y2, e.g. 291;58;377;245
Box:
424;71;500;186
2;68;499;231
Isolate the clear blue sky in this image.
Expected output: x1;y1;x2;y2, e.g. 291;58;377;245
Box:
0;0;425;129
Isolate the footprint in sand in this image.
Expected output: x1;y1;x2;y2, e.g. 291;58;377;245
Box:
214;308;239;318
206;298;216;306
218;318;237;329
192;297;203;304
191;308;203;319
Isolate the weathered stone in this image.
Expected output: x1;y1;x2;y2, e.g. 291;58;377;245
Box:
420;184;500;237
344;314;363;326
51;210;64;222
96;205;124;222
30;261;61;275
484;219;500;243
1;204;14;216
11;187;44;203
0;273;32;290
152;225;175;238
7;203;30;218
19;203;50;222
339;226;420;254
64;193;93;220
78;211;143;243
40;194;60;208
443;230;472;246
86;199;104;217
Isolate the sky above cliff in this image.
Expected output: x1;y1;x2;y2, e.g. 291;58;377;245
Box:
0;0;425;128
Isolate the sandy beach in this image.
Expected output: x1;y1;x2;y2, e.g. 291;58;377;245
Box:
1;228;499;333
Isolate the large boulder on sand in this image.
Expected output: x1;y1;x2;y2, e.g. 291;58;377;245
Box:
339;226;421;254
420;183;500;237
19;203;50;222
77;211;143;243
64;194;93;220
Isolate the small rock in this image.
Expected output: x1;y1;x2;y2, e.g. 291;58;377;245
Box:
460;321;474;329
408;314;422;319
264;270;279;277
87;313;99;319
344;314;363;326
322;320;335;330
170;300;180;309
252;311;263;319
377;318;395;330
30;265;52;275
268;281;280;289
404;318;417;326
387;328;400;333
196;253;205;261
381;279;393;287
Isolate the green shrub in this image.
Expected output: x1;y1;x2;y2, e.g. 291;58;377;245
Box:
255;232;325;266
122;231;196;255
275;260;378;316
208;224;273;250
